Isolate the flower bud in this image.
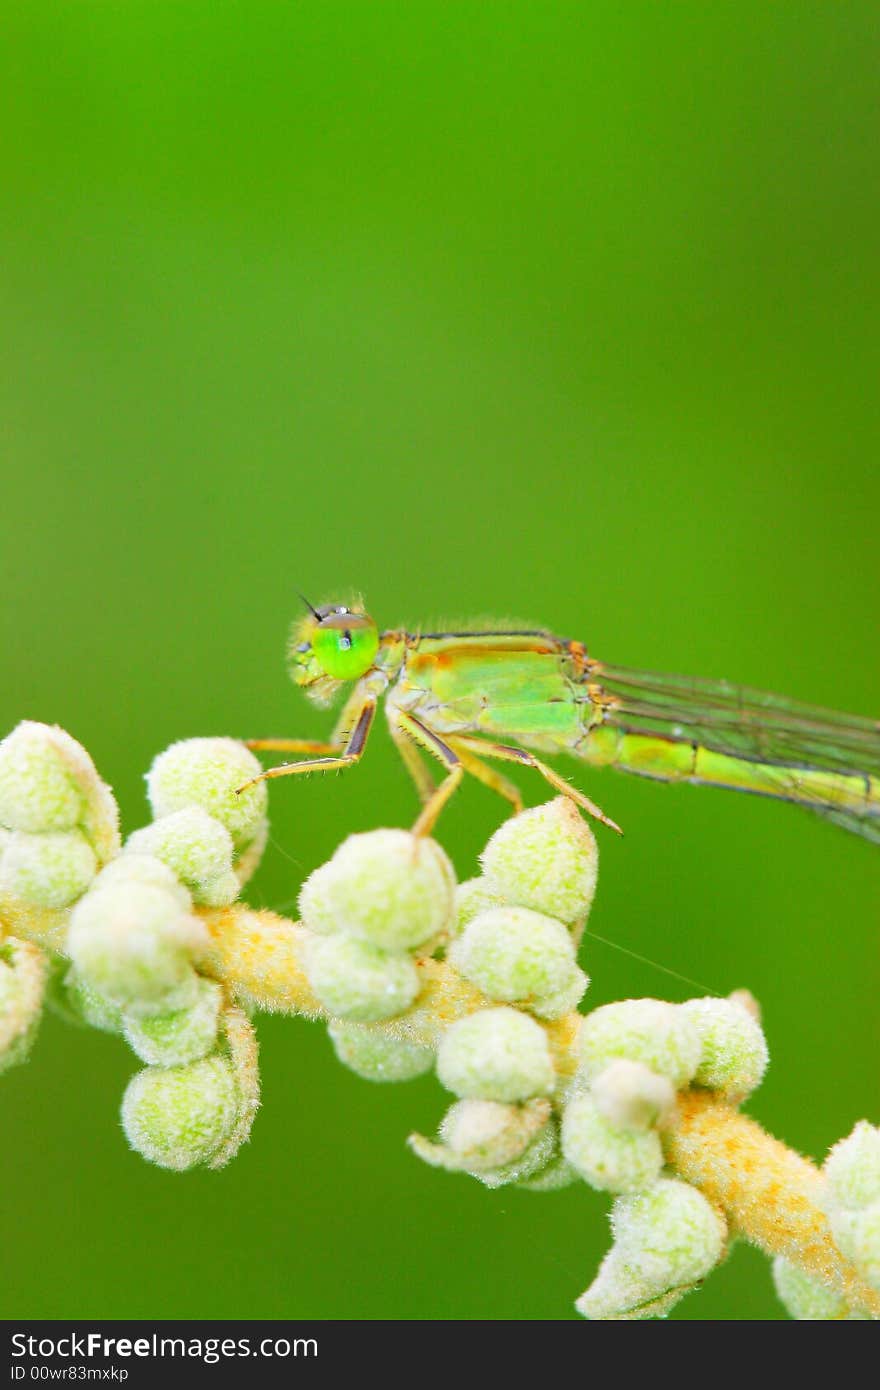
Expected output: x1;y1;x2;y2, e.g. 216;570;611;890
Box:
529;967;589;1020
97;853;191;905
591;1059;676;1132
849;1201;880;1292
562;1093;663;1193
450;906;578;1009
576;1179;726;1319
57;967;124;1034
824;1122;880;1211
126;809;239;907
480;798;598;924
298;830;454;950
680;996;768;1102
0;937;47;1073
67;874;207;1017
327;1019;434;1082
0;725;84;833
146;739;268;857
121;1056;239;1171
123;977;223;1066
410;1098;556;1188
772;1256;855;1320
304;934;420;1022
453;878;504;936
578;999;700;1089
436;1006;555;1103
0;723;119;863
0;830;97;909
516;1153;579;1192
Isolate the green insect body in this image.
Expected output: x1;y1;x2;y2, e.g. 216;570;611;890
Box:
243;601;880;844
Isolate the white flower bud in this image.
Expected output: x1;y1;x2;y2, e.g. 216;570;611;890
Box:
126;809;239;907
123;977;223;1066
562;1093;663;1193
0;830;97;909
578;999;700;1089
67;877;207;1017
453;878;504;936
480;798;598;924
680;996;768;1102
436;1007;555;1103
146;739;267;855
298;830;454;951
824;1122;880;1211
576;1179;726;1319
327;1019;434;1082
772;1256;856;1320
591;1059;676;1132
304;934;420;1022
450;906;577;1008
121;1056;239;1171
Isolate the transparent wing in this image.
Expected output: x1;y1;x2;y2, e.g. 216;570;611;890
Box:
594;664;880;778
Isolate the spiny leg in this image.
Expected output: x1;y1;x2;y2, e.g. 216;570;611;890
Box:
392;711;463;837
388;717;438;806
244;737;340;755
242;683;373;766
450;740;524;815
235;699;376;792
453;734;622;834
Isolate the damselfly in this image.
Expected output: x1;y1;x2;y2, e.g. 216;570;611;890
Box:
240;601;880;844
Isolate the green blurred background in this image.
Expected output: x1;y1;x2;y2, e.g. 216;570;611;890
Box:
1;4;878;1321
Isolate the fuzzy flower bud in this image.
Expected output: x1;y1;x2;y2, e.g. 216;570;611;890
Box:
146;738;268;864
591;1059;676;1132
824;1122;880;1212
56;967;124;1034
772;1256;856;1320
528;966;590;1020
123;977;223;1066
449;906;579;1011
436;1006;555;1103
516;1153;580;1192
452;878;503;936
0;830;97;909
562;1093;663;1193
126;809;239;907
409;1098;556;1188
0;938;47;1073
849;1202;880;1291
479;798;598;925
578;999;700;1089
680;996;769;1102
67;863;207;1017
121;1055;239;1171
576;1179;727;1320
0;723;119;864
327;1019;434;1082
298;830;454;950
304;934;420;1022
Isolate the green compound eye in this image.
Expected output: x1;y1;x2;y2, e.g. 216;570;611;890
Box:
311;611;380;681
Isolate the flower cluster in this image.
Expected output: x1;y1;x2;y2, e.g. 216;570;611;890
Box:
1;720;877;1320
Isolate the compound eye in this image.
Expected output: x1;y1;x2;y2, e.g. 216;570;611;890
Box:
311;611;379;681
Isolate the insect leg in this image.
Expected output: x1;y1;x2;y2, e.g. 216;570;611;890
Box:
448;740;524;815
235;698;376;792
453;735;622;834
388;717;438;805
391;711;463;837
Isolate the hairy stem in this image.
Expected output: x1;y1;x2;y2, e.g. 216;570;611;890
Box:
665;1093;880;1318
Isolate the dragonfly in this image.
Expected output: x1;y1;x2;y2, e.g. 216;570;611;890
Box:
239;598;880;844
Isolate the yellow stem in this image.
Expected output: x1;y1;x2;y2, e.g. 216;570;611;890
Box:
201;903;877;1316
665;1092;880;1318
